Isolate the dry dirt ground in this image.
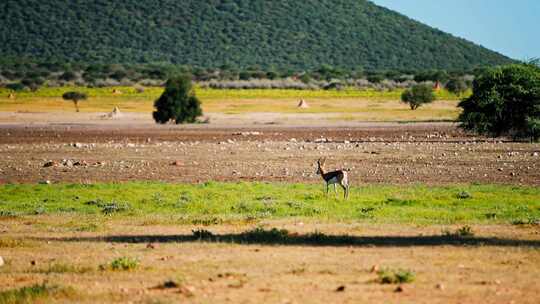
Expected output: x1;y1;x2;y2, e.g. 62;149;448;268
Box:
0;112;538;185
2;218;540;304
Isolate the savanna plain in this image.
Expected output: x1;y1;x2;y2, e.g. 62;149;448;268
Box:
0;88;539;303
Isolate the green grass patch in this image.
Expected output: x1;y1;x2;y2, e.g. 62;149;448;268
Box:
0;283;74;304
377;268;416;284
0;182;538;224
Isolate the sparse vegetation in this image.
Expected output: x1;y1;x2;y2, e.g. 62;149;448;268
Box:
377;268;416;284
109;257;139;271
0;283;73;304
401;83;436;110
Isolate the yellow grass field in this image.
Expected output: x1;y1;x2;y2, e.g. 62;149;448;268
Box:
0;86;463;122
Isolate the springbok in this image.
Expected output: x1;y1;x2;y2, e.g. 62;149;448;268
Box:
316;158;350;199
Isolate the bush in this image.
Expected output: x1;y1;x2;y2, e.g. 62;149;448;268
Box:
62;91;87;112
153;75;202;124
458;63;540;141
377;268;415;284
401;83;436;110
5;82;25;92
446;77;468;96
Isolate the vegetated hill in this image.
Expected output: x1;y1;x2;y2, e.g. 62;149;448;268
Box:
0;0;513;71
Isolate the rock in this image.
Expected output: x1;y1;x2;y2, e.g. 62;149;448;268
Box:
370;265;379;273
436;283;444;290
30;260;37;266
63;159;74;167
227;139;235;144
146;243;156;249
394;285;404;293
38;180;51;185
0;256;4;267
171;161;184;166
335;285;345;292
73;160;87;166
43;161;57;167
73;142;83;148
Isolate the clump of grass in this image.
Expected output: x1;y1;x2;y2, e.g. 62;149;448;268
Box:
511;218;539;226
377;268;415;284
443;225;475;238
0;210;19;218
192;229;213;239
75;223;99;232
0;237;30;248
85;199;132;214
456;191;472;199
103;257;139;271
32;263;92;274
0;283;74;304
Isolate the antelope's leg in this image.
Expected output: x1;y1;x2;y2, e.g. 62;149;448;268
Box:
333;183;337;195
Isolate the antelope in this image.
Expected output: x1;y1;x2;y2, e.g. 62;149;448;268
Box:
316;158;350;199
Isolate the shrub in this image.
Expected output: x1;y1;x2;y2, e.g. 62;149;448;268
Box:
458;63;540;141
5;82;25;92
377;268;415;284
446;77;468;96
109;257;139;271
401;83;436;110
62;91;87;112
153;75;202;124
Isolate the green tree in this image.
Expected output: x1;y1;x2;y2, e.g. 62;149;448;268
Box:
401;83;436;110
446;77;468;96
153;75;202;124
458;63;540;141
62;91;87;112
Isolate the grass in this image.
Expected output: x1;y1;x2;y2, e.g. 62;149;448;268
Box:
108;257;139;271
0;283;74;304
0;182;538;225
31;263;93;275
377;268;416;284
0;86;463;121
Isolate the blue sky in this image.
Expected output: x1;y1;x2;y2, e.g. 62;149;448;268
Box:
371;0;539;60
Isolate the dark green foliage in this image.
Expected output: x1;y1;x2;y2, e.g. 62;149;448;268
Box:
401;83;436;110
446;77;468;96
458;64;540;141
0;0;512;71
153;75;202;124
62;91;87;112
59;71;77;81
5;82;25;91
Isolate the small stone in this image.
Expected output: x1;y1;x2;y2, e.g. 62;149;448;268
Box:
171;161;184;166
335;285;345;292
38;180;51;185
30;260;37;266
394;285;404;293
73;142;83;148
0;256;4;267
370;265;379;273
436;283;444;290
146;243;156;249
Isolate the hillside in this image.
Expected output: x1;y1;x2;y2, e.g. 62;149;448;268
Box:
0;0;512;71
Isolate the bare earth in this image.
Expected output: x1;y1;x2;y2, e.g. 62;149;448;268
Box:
1;111;539;303
0;112;539;185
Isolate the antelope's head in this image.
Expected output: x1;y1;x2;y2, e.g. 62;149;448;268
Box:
316;158;326;174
